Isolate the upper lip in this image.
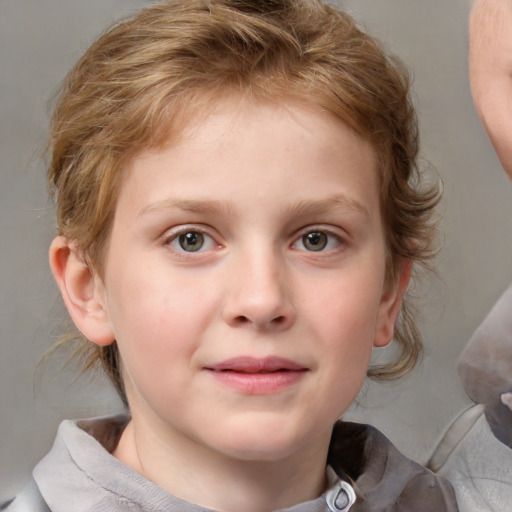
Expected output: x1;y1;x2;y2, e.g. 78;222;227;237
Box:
205;356;308;373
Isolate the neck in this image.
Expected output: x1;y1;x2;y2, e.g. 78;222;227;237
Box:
113;415;332;512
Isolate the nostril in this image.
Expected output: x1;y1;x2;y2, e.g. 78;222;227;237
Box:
272;316;286;324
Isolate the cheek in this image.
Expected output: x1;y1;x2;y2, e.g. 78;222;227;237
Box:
303;276;382;386
104;260;230;404
306;276;382;341
107;282;201;412
109;255;208;327
105;264;207;368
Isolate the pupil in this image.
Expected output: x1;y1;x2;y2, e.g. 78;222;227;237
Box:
179;232;204;252
304;232;327;251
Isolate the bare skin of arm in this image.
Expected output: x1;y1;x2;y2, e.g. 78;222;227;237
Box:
456;0;512;448
470;0;512;178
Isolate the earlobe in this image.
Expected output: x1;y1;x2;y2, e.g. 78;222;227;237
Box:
373;260;412;348
49;236;115;346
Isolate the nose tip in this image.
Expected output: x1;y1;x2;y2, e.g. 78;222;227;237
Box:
229;313;291;330
221;262;296;332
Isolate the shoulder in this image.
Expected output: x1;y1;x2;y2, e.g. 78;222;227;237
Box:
328;421;458;512
2;414;130;512
434;407;512;511
1;479;49;512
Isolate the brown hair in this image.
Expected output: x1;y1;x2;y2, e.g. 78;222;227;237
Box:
48;0;440;404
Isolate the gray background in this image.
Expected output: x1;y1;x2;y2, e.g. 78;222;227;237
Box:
2;0;512;500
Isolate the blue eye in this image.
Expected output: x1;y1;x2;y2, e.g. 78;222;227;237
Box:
294;230;341;252
168;230;215;252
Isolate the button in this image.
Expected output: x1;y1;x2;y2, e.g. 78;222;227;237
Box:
325;480;356;511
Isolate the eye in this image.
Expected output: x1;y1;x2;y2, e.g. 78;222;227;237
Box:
293;230;341;252
302;232;328;251
168;230;216;253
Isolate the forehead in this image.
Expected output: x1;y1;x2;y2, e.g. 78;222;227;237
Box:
116;100;380;224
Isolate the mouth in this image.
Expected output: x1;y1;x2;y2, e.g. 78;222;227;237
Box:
204;356;308;394
206;356;307;373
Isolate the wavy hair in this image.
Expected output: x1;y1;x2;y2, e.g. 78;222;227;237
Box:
47;0;440;404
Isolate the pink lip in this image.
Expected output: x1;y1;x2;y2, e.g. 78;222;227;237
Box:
204;357;308;395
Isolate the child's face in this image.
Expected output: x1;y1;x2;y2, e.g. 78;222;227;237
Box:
90;100;404;462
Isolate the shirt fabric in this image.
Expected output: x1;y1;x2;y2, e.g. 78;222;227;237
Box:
4;415;457;512
430;284;512;511
434;407;512;512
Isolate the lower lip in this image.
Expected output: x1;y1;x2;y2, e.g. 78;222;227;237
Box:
206;370;307;394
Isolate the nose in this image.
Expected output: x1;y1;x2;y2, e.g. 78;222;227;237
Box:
221;248;296;332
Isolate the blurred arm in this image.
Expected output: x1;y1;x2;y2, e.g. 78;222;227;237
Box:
470;0;512;178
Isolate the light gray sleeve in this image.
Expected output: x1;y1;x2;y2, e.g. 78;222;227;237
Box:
2;479;49;512
457;285;512;447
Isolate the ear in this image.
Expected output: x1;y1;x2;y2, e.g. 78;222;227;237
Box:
373;260;412;348
49;236;115;346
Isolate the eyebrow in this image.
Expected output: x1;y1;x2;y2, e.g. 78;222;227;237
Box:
285;195;370;219
138;195;369;219
138;199;235;218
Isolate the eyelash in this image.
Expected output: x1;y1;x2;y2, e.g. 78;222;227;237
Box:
162;226;218;255
291;228;344;253
162;225;344;256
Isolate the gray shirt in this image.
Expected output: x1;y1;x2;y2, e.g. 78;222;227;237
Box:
4;415;457;512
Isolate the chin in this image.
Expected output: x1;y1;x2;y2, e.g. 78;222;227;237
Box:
207;417;323;462
219;438;301;462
